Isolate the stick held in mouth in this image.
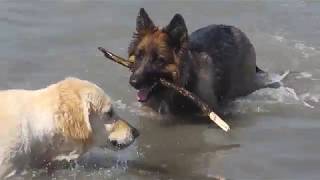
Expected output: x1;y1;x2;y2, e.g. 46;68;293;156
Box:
98;47;230;132
98;47;133;68
159;79;230;132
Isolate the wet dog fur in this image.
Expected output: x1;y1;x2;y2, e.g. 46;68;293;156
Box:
128;8;274;115
0;77;139;179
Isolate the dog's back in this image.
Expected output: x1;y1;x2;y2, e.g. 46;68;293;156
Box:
189;24;257;103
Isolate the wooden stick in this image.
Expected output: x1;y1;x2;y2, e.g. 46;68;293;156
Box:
98;47;230;132
98;47;133;68
159;79;230;132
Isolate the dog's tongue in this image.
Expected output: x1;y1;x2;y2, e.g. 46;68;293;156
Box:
137;88;151;102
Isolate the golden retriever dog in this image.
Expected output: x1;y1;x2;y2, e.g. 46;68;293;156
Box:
0;77;139;179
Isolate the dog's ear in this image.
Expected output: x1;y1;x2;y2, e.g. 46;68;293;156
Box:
55;88;93;142
81;97;93;136
165;14;188;47
136;8;155;34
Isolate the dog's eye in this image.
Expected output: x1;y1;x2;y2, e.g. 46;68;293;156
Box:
103;108;114;120
107;108;113;117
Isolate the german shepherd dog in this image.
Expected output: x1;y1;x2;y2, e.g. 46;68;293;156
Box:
128;8;274;115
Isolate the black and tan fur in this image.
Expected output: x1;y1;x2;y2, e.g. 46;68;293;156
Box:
128;8;274;115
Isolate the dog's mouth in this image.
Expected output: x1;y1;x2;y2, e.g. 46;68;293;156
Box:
136;82;158;102
107;140;133;151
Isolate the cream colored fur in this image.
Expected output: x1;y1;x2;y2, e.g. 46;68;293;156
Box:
0;77;137;179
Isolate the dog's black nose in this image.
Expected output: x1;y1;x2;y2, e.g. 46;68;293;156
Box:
129;73;146;89
110;140;118;147
129;76;140;89
132;128;140;138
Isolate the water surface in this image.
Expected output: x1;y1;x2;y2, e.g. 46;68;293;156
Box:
1;0;320;179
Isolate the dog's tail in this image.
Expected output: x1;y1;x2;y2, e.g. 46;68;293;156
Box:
256;66;264;73
255;66;290;89
265;70;290;88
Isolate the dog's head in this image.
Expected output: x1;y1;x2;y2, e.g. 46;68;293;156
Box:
56;78;139;151
128;8;188;102
88;98;139;151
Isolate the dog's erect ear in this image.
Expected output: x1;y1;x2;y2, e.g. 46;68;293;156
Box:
136;8;155;34
165;14;188;47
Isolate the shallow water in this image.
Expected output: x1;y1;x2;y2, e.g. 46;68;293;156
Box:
1;0;320;179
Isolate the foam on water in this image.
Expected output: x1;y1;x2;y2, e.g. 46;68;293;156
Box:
294;42;319;59
273;35;285;42
234;86;308;108
294;71;320;80
113;99;159;118
295;71;313;79
113;99;128;110
272;34;320;59
300;93;320;106
232;70;320;113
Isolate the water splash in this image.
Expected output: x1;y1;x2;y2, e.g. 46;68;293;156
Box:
232;85;317;114
113;99;159;118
